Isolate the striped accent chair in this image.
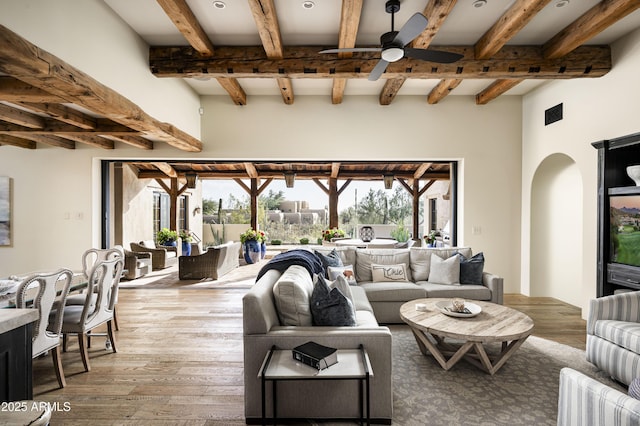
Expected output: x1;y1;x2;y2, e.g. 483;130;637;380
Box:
558;368;640;425
586;291;640;386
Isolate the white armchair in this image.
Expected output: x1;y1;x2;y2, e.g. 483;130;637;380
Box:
586;290;640;385
557;368;640;425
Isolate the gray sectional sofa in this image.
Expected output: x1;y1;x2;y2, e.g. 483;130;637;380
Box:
316;246;503;323
242;246;503;424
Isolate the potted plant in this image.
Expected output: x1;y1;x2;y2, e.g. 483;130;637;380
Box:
322;227;346;242
240;228;261;264
423;230;438;247
180;229;193;256
157;228;178;247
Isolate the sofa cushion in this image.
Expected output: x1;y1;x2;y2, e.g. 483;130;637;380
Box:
371;263;409;282
428;253;460;285
355;249;413;282
594;320;640;354
350;285;374;313
310;275;356;327
272;265;314;326
327;264;357;285
458;252;485;285
360;282;427;303
421;282;492;301
409;247;472;282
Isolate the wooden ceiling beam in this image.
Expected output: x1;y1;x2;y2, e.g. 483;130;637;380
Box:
475;0;553;59
0;77;65;103
332;79;347;105
413;163;432;180
152;162;178;178
380;78;406;106
248;0;295;105
0;24;202;152
102;135;153;150
427;78;462;104
332;0;364;104
216;78;247;106
59;134;114;149
0;103;45;128
543;0;640;59
137;170;451;180
19;102;97;129
150;45;611;79
413;0;459;49
19;134;75;149
476;79;524;104
0;120;138;135
0;135;37;149
156;0;214;55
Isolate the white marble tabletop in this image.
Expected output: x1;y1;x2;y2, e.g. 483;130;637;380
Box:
0;309;38;334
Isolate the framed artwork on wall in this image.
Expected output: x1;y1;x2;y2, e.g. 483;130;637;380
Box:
0;176;11;246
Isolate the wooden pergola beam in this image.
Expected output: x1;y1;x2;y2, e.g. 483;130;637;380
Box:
152;162;178;178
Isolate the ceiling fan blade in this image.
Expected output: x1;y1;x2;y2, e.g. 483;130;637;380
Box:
368;59;389;81
319;48;381;54
393;13;428;47
404;48;463;64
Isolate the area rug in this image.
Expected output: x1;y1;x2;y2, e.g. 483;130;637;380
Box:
384;325;624;426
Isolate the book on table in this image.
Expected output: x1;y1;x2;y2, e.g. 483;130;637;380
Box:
292;341;338;370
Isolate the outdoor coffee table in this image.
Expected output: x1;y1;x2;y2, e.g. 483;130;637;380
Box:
400;298;534;375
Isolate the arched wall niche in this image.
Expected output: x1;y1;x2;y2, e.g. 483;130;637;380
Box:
530;153;583;306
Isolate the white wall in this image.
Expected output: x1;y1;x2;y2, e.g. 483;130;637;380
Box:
522;27;640;316
200;95;523;292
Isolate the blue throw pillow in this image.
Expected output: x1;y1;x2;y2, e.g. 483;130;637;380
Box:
457;252;485;285
314;249;343;271
310;275;356;327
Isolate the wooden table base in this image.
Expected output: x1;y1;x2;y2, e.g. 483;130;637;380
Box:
409;327;530;375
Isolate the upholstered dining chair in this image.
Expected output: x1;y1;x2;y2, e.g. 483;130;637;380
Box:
15;268;74;388
59;257;124;372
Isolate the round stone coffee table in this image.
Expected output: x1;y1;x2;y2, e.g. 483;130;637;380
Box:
400;298;534;375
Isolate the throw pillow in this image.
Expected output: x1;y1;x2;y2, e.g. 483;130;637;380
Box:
371;263;409;282
310;274;356;327
630;377;640;400
428;253;460;285
457;252;485;285
331;274;356;309
327;264;357;285
314;249;343;273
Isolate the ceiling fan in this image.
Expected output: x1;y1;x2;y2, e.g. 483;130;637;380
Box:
320;0;463;81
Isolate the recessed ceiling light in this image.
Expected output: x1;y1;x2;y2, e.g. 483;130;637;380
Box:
302;1;315;9
555;0;570;7
212;1;226;9
472;0;487;8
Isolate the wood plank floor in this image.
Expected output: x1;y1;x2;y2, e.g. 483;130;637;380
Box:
28;289;586;425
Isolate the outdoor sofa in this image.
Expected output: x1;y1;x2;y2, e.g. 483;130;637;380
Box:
130;240;178;270
178;241;241;280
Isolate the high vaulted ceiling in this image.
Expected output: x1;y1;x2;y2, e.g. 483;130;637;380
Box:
1;1;639;153
107;0;640;105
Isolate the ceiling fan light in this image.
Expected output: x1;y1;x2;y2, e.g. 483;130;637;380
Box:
212;1;226;9
381;47;404;62
555;0;570;7
472;0;487;8
302;1;315;9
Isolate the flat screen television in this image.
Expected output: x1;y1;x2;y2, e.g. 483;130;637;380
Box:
610;194;640;267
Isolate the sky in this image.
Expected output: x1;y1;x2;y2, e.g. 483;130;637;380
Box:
202;179;398;211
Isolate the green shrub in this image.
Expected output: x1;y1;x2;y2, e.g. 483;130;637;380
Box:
271;239;282;245
299;237;309;245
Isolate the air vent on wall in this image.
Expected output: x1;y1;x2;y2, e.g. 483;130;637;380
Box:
545;103;563;126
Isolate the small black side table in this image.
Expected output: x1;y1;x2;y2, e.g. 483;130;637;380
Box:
258;344;372;426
